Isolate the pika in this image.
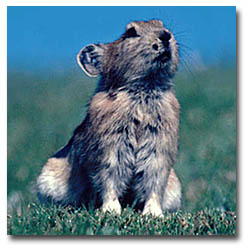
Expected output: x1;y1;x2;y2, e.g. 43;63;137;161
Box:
37;20;181;217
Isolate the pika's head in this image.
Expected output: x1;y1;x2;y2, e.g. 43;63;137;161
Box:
77;20;179;87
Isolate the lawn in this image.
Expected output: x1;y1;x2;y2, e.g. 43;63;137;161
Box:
8;204;236;236
7;64;236;235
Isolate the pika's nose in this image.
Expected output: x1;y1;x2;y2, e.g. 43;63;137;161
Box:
159;31;171;48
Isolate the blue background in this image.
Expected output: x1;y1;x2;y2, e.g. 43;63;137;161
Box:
7;6;236;72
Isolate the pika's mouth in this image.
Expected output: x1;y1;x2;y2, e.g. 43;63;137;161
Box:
155;50;171;63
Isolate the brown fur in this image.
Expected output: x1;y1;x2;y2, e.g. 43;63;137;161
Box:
37;20;182;217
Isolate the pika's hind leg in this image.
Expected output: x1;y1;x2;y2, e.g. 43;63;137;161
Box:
37;156;72;204
162;168;182;212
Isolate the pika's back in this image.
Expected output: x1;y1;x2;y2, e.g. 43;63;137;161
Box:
77;19;179;92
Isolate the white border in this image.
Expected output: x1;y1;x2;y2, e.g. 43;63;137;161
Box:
1;0;249;249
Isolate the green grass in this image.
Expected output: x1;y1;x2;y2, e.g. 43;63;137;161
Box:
7;64;236;235
8;203;236;236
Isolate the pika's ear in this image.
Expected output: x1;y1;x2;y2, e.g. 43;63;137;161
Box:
124;22;141;38
126;22;139;30
77;44;105;77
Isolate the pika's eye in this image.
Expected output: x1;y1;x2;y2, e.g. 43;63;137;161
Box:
125;27;139;38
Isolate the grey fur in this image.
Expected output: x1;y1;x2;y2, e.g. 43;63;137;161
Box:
37;20;182;217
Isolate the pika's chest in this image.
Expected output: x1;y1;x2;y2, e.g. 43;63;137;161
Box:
90;91;161;121
88;90;179;139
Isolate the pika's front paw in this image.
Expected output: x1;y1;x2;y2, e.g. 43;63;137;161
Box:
142;205;163;218
143;193;163;217
102;198;122;214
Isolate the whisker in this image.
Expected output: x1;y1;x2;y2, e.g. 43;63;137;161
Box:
177;45;198;80
177;42;194;52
